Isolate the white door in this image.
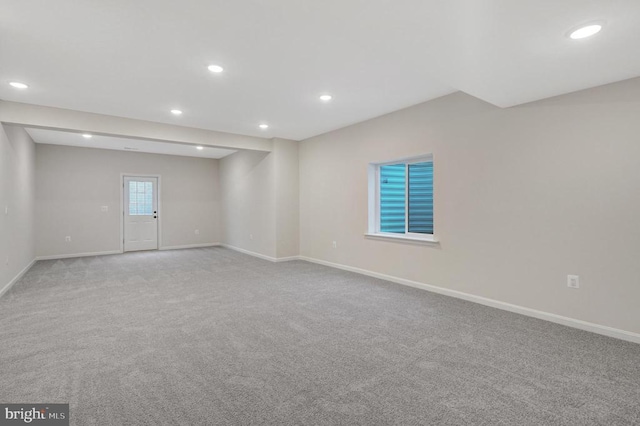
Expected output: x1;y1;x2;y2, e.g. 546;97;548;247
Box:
124;177;158;252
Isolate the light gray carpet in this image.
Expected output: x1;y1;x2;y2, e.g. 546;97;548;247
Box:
1;247;639;425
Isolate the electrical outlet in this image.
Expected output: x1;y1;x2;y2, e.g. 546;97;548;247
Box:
195;229;200;235
65;236;71;242
250;234;254;240
5;257;8;266
567;275;580;289
4;206;7;215
332;241;337;248
101;206;108;212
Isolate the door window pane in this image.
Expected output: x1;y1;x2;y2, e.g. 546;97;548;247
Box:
129;181;154;215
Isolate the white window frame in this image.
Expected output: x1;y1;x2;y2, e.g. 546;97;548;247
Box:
366;154;438;245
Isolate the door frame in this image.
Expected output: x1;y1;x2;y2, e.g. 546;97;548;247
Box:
120;173;162;253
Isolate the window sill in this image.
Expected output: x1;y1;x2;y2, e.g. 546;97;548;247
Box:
364;233;440;246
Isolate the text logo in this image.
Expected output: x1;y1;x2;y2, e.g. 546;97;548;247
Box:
0;404;68;426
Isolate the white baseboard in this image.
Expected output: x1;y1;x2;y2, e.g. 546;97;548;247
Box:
298;256;640;345
220;244;299;263
160;243;220;251
0;258;37;299
221;244;278;262
36;244;222;260
36;250;122;261
274;255;301;263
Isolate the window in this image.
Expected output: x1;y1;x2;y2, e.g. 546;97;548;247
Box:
128;181;154;215
367;155;436;243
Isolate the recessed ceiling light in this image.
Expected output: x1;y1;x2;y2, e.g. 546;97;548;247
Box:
259;124;269;130
319;94;333;102
196;146;204;150
570;24;602;40
171;109;183;115
208;65;224;73
82;134;92;139
9;82;28;89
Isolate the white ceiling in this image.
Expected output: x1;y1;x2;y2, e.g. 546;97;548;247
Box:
2;1;640;141
25;128;236;159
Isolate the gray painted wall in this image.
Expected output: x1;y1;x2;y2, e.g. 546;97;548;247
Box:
299;77;640;335
0;125;35;293
274;138;300;258
35;144;221;257
220;150;277;258
219;138;299;259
